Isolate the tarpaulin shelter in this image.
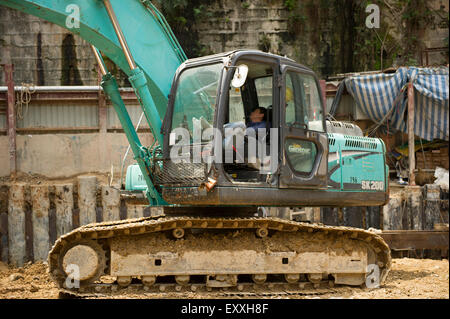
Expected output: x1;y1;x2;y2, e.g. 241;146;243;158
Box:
330;67;449;142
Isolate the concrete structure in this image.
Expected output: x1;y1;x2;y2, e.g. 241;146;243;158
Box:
54;184;73;238
77;176;97;226
7;183;26;266
30;184;50;261
126;203;144;219
1;1;448;84
0;86;153;179
0;133;152;178
101;185;120;222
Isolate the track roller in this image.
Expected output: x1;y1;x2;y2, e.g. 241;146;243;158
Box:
255;228;268;238
142;275;156;286
252;274;267;284
117;276;132;287
175;275;190;285
307;273;322;284
284;274;300;283
172;228;185;239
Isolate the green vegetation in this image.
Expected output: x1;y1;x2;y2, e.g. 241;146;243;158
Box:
154;0;213;58
280;0;447;76
258;34;271;52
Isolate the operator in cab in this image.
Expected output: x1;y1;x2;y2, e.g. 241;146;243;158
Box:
246;107;269;134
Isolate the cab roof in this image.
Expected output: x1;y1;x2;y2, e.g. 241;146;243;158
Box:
183;50;313;73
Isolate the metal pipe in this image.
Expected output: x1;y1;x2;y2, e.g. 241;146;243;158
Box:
90;45;107;76
103;0;137;70
0;86;138;92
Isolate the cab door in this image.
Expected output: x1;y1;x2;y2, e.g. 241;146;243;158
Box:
278;67;328;189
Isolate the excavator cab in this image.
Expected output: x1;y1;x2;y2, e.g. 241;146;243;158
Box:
159;50;339;207
159;50;388;208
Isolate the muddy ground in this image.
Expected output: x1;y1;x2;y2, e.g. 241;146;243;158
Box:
0;258;448;299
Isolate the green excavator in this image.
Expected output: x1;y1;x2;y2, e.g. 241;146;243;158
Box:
0;0;391;294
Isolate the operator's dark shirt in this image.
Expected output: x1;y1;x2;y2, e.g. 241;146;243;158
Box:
246;121;268;131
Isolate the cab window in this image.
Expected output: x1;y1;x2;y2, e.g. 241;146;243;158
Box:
285;71;323;132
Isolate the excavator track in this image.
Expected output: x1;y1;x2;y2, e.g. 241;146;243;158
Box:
48;215;391;297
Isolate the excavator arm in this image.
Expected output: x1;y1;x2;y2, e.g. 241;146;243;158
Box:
0;0;187;204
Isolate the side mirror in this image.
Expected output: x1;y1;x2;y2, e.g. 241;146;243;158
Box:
231;64;248;88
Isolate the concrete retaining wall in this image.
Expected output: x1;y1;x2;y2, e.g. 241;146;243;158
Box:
0;132;153;178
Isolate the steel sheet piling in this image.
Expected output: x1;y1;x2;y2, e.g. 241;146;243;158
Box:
54;184;73;238
78;176;97;225
406;186;423;230
383;193;403;230
8;183;26;266
101;186;120;221
424;184;441;230
126;203;144;219
31;185;50;261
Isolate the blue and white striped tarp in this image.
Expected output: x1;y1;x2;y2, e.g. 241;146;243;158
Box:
344;66;449;141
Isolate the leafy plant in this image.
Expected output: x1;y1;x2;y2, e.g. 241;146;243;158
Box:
258;34;271;52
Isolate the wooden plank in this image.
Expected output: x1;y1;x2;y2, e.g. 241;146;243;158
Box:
381;230;449;250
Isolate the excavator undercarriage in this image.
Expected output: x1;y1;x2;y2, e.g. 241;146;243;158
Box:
49;215;391;296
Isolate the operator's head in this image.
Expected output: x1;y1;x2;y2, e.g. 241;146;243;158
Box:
250;107;267;123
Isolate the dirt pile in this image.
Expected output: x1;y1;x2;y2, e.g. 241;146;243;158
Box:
0;258;447;299
0;261;59;299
